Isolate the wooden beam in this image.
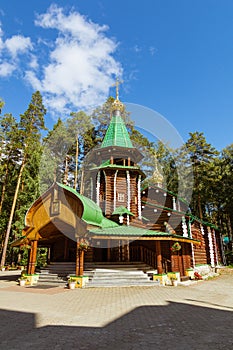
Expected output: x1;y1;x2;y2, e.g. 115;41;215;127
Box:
91;235;201;244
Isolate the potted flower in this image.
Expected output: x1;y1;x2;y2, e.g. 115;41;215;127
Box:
170;276;178;287
77;238;89;251
171;242;181;253
18;276;27;287
68;277;78;289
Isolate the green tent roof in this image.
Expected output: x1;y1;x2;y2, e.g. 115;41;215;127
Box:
101;115;133;149
57;183;118;229
112;206;135;216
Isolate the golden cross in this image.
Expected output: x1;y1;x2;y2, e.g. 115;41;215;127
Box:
112;78;123;100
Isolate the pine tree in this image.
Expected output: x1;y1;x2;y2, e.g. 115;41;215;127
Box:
181;132;219;219
0;113;20;214
0;91;46;267
67;111;93;191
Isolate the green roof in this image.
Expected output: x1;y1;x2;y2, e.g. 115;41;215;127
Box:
89;226;199;243
112;206;135;216
101;115;133;149
57;183;118;229
91;159;141;171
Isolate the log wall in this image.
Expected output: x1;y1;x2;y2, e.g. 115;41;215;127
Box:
191;223;208;265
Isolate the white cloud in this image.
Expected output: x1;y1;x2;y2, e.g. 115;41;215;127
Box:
28;54;39;70
0;5;123;114
5;35;32;57
0;20;33;78
26;4;122;117
0;62;16;77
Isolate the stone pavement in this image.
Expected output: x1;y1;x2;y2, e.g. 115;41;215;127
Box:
0;270;232;350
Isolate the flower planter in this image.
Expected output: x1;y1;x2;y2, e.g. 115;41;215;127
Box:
167;271;180;282
22;273;39;285
19;279;26;287
68;282;76;290
172;280;178;287
153;274;167;286
185;269;195;280
68;275;89;288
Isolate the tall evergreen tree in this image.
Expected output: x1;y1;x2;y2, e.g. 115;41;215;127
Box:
67;111;93;191
0;91;46;267
0;113;20;214
181;132;219;219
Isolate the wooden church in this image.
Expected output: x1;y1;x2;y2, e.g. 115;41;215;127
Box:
13;89;225;281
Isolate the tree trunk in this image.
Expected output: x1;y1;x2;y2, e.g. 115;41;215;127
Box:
0;157;11;214
63;155;69;185
198;193;203;220
0;158;26;267
80;168;84;195
73;136;79;190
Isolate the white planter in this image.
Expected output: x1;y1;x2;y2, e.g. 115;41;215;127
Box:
19;279;26;287
172;280;178;287
68;282;76;290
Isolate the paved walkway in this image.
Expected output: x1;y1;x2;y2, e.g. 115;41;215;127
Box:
0;271;232;349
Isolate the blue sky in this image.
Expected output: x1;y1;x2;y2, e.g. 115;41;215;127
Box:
0;1;233;150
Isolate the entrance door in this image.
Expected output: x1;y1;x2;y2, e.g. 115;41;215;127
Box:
93;247;108;262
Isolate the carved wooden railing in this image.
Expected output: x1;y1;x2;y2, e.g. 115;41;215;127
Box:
130;245;172;272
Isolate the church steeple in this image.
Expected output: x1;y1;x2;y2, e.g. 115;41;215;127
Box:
89;80;145;220
101;79;133;149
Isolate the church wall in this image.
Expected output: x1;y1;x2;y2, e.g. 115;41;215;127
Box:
116;170;127;208
104;170;115;215
130;174;138;216
192;223;208;265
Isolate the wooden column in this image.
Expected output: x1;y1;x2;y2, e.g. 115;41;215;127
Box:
79;250;84;276
28;240;38;274
76;241;84;276
155;241;163;274
124;240;130;262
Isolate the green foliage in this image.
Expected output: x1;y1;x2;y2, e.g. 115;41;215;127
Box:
0;91;47;266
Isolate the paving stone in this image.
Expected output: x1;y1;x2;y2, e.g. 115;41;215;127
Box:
0;272;232;349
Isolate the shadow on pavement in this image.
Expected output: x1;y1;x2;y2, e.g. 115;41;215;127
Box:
0;301;233;350
0;273;21;282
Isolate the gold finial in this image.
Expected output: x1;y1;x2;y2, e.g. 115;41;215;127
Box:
111;78;124;113
112;78;123;100
152;154;164;187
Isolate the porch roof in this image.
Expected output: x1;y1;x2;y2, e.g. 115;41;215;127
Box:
57;183;118;229
89;226;200;244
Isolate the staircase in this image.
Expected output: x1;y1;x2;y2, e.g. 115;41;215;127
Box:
85;262;159;288
37;262;76;284
37;262;159;287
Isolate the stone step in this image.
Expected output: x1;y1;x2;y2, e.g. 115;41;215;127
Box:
86;281;160;288
92;275;149;280
37;261;156;287
86;265;156;288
